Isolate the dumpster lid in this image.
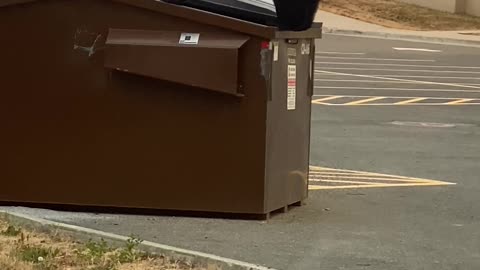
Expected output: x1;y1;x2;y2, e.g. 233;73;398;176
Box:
236;0;275;12
106;28;250;49
163;0;278;27
1;0;322;39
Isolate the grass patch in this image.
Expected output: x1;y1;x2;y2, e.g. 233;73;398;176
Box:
1;225;22;237
321;0;480;30
0;219;198;270
117;236;143;264
16;245;59;263
80;238;112;262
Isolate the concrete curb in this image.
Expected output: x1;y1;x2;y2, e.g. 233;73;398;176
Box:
323;27;480;48
0;210;276;270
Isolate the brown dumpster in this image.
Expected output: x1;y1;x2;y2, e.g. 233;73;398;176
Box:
0;0;322;218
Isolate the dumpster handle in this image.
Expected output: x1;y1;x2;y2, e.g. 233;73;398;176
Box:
308;39;315;97
260;44;273;101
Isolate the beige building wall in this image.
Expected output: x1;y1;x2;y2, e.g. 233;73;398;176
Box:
465;0;480;16
399;0;461;13
399;0;480;16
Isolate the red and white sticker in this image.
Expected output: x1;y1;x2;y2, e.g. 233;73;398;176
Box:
287;65;297;110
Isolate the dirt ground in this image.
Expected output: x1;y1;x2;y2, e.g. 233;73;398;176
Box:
0;219;197;270
321;0;480;30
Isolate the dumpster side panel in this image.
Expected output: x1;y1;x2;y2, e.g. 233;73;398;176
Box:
0;0;268;214
104;29;251;96
264;39;313;211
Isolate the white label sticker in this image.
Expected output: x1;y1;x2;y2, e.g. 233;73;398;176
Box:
287;65;297;110
301;42;311;55
287;48;297;57
273;42;279;62
179;33;200;45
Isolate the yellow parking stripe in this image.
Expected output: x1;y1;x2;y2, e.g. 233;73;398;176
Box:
319;179;387;185
311;167;450;181
308;166;456;190
311;172;405;178
311;175;438;183
310;172;387;177
311;96;480;106
312;96;343;104
395;97;427;105
344;96;385;105
311;168;393;176
447;98;475;105
309;182;455;190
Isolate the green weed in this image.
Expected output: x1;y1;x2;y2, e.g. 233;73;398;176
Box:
17;245;59;263
117;235;144;264
1;225;22;237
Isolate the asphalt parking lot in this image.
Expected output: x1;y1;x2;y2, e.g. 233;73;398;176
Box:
3;34;480;270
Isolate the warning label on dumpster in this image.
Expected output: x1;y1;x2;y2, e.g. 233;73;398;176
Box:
273;42;279;62
301;42;311;55
287;65;297;110
288;48;297;65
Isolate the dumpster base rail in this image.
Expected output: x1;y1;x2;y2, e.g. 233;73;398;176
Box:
0;200;306;221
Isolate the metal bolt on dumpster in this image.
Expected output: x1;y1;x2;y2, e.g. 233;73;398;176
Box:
0;0;322;219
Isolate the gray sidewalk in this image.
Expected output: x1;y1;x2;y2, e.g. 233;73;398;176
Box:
316;10;480;46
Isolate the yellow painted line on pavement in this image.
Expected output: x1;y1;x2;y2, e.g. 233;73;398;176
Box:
311;166;452;180
395;97;427;105
309;185;377;190
447;98;475;105
311;175;438;183
310;172;445;183
318;179;388;185
312;96;343;104
310;171;391;177
309;182;455;190
308;166;456;190
312;168;388;175
311;166;451;180
319;102;480;106
344;96;385;105
311;95;480;106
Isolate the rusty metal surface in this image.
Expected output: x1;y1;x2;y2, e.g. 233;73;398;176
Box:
0;0;320;216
